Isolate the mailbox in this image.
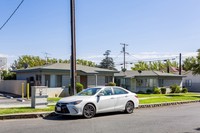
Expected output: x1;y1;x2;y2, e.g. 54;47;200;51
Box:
31;86;48;108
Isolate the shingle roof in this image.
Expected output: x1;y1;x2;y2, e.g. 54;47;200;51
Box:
114;70;185;78
13;63;118;74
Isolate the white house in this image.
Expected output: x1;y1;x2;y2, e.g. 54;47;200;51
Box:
114;70;185;92
183;71;200;92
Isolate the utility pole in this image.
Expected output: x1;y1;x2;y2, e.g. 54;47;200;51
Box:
179;53;182;75
43;52;50;64
70;0;76;95
120;43;128;72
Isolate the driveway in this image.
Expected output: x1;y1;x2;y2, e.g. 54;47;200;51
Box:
0;92;31;108
0;103;199;133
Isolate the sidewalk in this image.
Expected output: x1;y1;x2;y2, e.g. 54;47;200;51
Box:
0;93;56;108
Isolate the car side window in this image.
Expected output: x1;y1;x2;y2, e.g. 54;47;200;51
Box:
113;87;128;95
100;88;113;96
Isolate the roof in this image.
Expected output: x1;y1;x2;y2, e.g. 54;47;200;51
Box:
13;63;118;74
114;70;185;78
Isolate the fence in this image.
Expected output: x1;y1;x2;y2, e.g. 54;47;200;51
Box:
0;80;27;96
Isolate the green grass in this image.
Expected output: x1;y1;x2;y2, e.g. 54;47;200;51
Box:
138;93;200;104
47;97;61;103
0;106;55;115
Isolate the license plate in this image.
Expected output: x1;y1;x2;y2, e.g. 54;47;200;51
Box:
57;107;61;111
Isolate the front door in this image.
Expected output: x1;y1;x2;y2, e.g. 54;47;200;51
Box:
80;76;87;89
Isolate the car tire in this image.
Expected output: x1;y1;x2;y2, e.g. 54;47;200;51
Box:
125;101;134;114
83;104;96;118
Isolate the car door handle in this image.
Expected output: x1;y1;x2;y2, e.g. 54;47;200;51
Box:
110;97;115;99
125;95;128;98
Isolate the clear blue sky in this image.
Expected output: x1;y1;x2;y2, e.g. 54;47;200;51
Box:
0;0;200;68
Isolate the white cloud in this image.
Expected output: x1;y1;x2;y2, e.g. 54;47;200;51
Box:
78;51;198;70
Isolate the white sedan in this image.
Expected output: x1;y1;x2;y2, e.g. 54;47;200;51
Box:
55;86;139;118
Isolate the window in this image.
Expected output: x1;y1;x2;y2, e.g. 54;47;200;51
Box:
159;79;164;87
185;80;192;87
56;75;62;87
35;75;41;86
100;88;113;96
77;88;101;96
105;76;113;83
136;79;143;87
45;75;50;87
113;87;128;95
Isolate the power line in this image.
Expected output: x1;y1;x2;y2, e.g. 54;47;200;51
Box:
0;0;25;31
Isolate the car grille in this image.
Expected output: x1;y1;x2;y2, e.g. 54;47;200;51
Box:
55;103;70;113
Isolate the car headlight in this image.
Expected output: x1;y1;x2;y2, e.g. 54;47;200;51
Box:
68;100;82;105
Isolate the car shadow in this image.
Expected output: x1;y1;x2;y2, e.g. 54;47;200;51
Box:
43;112;125;121
195;127;200;131
192;96;200;98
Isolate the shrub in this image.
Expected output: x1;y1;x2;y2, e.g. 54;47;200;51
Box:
170;84;182;93
76;82;84;93
137;91;145;94
182;88;188;93
160;87;166;94
153;87;161;94
146;89;153;94
175;86;181;93
68;82;84;93
107;82;116;86
170;84;177;93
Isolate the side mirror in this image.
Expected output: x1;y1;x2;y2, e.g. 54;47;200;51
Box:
97;93;104;97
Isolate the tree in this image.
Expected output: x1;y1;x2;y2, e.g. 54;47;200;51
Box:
131;61;149;71
131;60;178;72
11;55;46;69
192;49;200;75
76;59;96;67
99;50;115;70
11;55;96;70
182;57;196;71
1;70;16;80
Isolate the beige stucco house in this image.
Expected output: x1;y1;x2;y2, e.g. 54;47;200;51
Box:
13;63;118;89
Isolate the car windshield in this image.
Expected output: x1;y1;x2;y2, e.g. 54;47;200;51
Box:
76;88;101;96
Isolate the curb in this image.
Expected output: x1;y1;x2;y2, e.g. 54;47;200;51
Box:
138;100;200;108
0;100;200;120
0;112;56;120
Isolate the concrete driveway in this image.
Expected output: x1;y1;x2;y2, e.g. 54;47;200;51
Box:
0;92;31;108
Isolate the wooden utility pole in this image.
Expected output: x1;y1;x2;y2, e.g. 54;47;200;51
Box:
120;43;128;72
70;0;76;95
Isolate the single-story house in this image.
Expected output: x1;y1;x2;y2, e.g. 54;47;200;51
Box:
13;63;118;89
114;70;185;92
182;71;200;92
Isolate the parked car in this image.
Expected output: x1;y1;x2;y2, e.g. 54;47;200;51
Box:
55;86;139;118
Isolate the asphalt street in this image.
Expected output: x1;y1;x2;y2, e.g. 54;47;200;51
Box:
0;103;200;133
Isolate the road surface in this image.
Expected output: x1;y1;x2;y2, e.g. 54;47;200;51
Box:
0;103;200;133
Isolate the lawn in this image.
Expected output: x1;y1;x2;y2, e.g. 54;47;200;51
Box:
0;93;199;115
138;93;200;104
0;106;55;115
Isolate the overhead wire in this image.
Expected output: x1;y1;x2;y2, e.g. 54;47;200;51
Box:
0;0;25;31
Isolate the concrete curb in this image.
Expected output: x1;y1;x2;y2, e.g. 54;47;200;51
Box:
138;100;200;108
0;112;56;120
0;100;200;120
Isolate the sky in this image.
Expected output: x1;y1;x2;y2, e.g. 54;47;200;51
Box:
0;0;200;70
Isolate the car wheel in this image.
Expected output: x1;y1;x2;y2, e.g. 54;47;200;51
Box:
125;101;134;114
83;104;96;118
